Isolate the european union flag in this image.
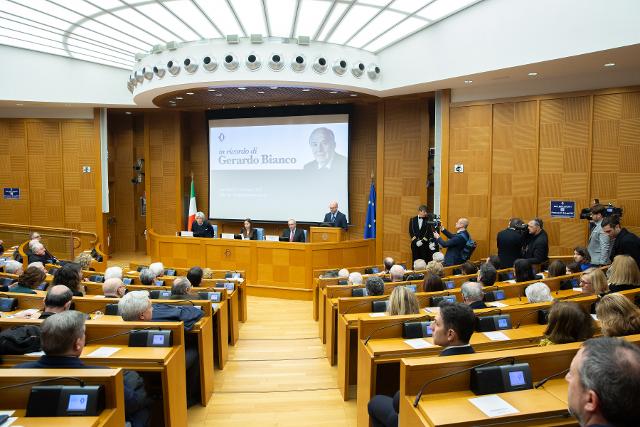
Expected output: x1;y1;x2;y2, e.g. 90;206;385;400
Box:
364;182;376;239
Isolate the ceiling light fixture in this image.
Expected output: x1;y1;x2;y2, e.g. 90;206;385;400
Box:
175;96;183;100
302;89;310;92
528;72;538;76
238;87;247;90
186;92;194;95
208;88;216;92
464;80;473;84
604;62;616;67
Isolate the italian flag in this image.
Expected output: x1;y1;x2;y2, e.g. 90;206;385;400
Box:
187;178;197;231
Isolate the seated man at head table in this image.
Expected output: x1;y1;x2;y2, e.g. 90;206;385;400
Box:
368;302;476;427
14;310;152;427
119;290;202;407
323;201;348;231
191;211;215;238
103;278;126;298
280;218;305;242
566;337;640;427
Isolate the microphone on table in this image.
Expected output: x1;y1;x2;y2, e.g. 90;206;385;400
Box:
343;295;389;314
534;367;570;388
363;313;433;346
413;356;515;407
85;325;157;344
0;376;86;391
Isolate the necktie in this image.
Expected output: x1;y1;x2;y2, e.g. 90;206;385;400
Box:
331;214;335;222
290;229;294;242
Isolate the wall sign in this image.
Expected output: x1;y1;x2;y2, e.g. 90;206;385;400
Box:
3;188;20;199
550;200;575;218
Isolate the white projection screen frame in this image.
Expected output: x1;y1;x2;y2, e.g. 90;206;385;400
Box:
208;113;349;223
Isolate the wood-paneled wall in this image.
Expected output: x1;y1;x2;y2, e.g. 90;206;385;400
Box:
0;118;98;234
448;87;640;258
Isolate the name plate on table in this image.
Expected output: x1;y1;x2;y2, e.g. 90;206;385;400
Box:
179;231;194;237
221;233;235;239
265;235;280;241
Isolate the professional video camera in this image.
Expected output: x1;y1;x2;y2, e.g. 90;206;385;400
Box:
579;199;623;220
513;222;529;233
426;213;441;231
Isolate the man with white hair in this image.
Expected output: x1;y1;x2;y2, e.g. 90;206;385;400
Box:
104;266;123;280
27;241;53;264
191;211;215;238
27;261;47;275
389;265;405;282
148;262;164;278
103;278;126;298
348;272;363;285
432;252;445;265
4;260;24;276
119;290;154;321
461;281;487;309
525;282;553;303
413;259;428;271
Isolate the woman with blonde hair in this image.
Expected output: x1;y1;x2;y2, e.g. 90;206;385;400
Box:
387;286;420;316
579;268;608;295
608;255;640;293
74;252;94;271
202;268;214;280
596;293;640;337
426;260;444;278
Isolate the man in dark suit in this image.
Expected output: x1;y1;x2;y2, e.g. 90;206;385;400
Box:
281;219;305;242
522;217;549;265
409;205;436;263
497;218;525;268
434;218;470;266
461;282;488;310
169;277;198;300
368;302;475;427
303;127;347;171
323;201;348;231
602;215;640;269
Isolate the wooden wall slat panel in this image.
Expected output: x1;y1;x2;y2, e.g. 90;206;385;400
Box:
0;119;29;223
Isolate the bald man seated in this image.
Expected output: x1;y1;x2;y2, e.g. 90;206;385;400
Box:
14;284;73;320
323;201;348;231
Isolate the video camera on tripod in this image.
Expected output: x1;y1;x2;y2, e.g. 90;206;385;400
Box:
579;199;623;220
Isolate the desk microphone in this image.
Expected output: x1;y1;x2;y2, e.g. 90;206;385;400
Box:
413;356;515;407
363;313;432;346
514;308;547;329
343;295;389;314
476;308;502;317
534;367;570;388
0;376;85;391
85;325;157;344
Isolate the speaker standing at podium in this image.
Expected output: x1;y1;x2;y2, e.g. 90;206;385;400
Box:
191;212;215;238
323;201;348;231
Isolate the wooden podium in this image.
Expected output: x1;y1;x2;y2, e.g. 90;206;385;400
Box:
309;226;344;243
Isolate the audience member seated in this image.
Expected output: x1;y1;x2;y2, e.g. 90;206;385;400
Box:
383;257;395;274
365;276;385;296
514;258;536;283
27;241;53;265
461;282;487;309
412;259;427;271
524;282;553;303
477;263;497;286
185;267;203;287
579;268;608;296
368;302;475;427
389;265;405;282
540;301;594;346
50;262;85;296
486;255;501;270
103;278;126;298
566;262;582;275
432;252;444;265
607;255;640;293
148;262;164;278
548;260;567;278
170;277;197;300
460;261;478;277
387;286;419;316
104;266;123;280
596;293;640;337
573;246;593;271
3;260;23;277
14;310;152;427
12;232;40;262
74;252;94;271
139;268;156;286
423;273;444;292
338;268;350;284
566;337;640;426
39;285;73;319
425;260;444;278
9;266;44;294
119;290;202;407
28;261;47;276
348;272;363;285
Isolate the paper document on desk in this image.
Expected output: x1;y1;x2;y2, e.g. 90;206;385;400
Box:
483;331;510;341
369;312;386;317
86;347;121;358
573;288;583;292
486;301;508;308
468;395;519;417
404;338;434;349
25;351;45;356
0;413;16;427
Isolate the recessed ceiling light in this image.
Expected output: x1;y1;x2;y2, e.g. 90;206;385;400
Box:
528;72;538;77
604;62;616;67
270;86;278;90
464;80;473;84
16;103;23;106
215;94;222;97
257;91;265;94
208;88;216;92
175;96;183;100
238;87;246;90
302;88;310;92
350;94;357;97
186;92;194;95
125;111;132;115
329;91;338;94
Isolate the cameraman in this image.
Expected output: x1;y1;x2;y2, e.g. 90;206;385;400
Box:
433;218;469;266
602;215;640;268
409;205;436;263
497;218;525;268
522;218;549;266
587;204;611;266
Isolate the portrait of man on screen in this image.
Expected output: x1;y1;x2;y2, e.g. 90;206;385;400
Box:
303;127;347;171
